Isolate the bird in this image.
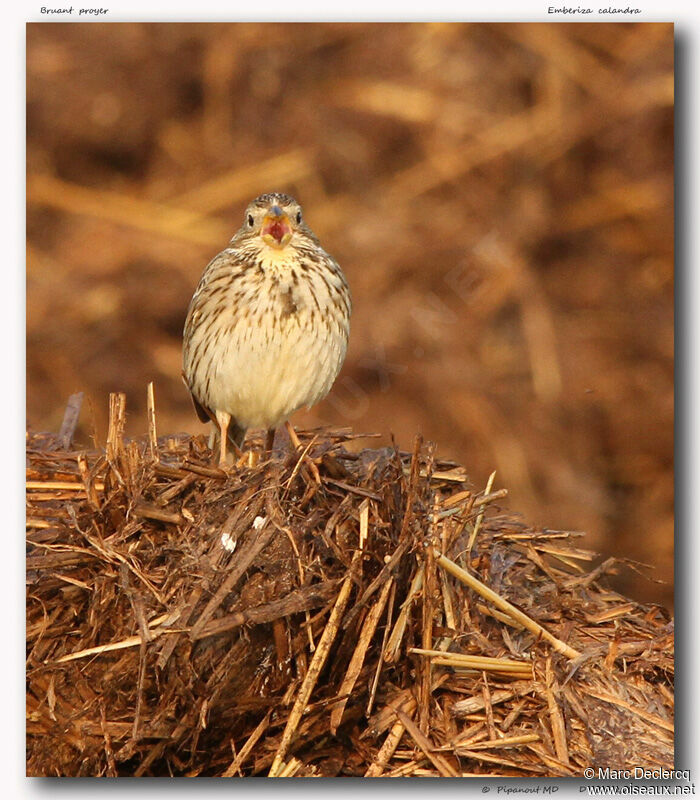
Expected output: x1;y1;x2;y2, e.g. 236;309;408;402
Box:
182;192;351;466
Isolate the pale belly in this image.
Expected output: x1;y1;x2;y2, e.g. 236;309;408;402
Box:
184;241;351;430
215;315;346;428
186;305;348;430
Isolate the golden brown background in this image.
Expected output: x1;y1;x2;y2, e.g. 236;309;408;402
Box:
26;23;674;606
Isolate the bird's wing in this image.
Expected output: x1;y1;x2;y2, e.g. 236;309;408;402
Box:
180;371;213;424
180;371;246;449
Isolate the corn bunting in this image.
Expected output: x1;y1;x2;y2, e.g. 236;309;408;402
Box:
183;193;351;465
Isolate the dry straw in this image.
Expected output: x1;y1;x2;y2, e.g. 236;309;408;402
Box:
26;391;673;777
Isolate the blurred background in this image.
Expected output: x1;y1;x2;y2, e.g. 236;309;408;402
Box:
26;23;674;607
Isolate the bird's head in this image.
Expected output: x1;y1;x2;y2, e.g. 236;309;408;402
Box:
240;193;306;250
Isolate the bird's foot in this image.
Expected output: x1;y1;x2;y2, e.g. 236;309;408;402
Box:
213;446;239;472
217;456;236;473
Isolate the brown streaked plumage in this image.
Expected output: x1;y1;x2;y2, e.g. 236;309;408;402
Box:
183;193;351;465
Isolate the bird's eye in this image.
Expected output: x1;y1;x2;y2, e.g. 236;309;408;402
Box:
296;211;302;224
247;214;254;227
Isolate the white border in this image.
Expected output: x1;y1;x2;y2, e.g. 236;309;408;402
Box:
10;2;695;797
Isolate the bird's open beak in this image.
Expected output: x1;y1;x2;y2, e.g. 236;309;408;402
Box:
261;205;292;248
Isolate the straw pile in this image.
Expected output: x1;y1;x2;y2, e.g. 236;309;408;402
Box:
26;392;673;777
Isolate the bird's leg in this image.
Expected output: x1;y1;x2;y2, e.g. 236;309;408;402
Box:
215;410;231;467
265;427;276;455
